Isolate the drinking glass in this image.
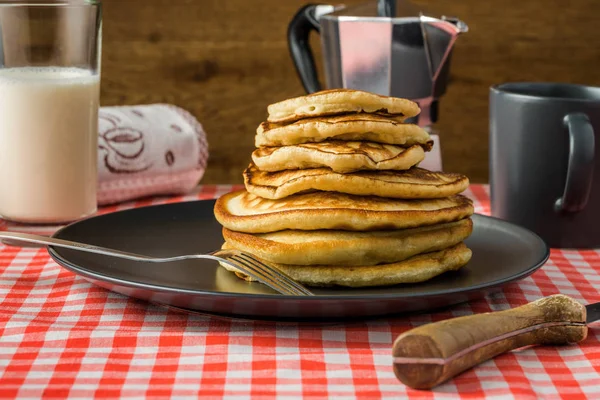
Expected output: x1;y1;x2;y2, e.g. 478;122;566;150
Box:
0;0;102;223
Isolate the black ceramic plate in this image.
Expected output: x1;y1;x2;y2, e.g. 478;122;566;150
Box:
48;199;549;320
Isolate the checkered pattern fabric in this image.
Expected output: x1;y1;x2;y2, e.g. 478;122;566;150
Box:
0;185;598;399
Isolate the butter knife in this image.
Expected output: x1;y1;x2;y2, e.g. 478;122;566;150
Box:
392;294;594;389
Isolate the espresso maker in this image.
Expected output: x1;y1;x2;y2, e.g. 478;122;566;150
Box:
287;0;467;128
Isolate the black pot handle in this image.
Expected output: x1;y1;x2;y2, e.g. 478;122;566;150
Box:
288;4;323;93
377;0;396;17
554;112;595;213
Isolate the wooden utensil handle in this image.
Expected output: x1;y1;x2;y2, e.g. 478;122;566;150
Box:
392;294;587;390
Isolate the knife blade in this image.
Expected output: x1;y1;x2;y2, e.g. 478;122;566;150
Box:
391;294;592;390
586;300;600;324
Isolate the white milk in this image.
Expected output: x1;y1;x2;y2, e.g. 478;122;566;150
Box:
0;67;100;223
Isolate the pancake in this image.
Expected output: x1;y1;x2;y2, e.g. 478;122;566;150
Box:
251;141;426;173
255;114;432;147
222;219;472;266
214;190;474;233
219;242;472;288
266;89;421;124
244;164;469;200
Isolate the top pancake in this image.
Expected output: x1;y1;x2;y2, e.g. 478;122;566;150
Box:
255;114;431;147
266;89;421;124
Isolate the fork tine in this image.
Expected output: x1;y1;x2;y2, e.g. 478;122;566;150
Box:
214;253;294;295
211;249;314;296
234;253;314;296
231;254;307;296
231;254;304;296
240;254;314;296
225;256;298;296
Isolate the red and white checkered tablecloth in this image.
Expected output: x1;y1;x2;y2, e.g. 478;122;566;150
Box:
0;184;598;399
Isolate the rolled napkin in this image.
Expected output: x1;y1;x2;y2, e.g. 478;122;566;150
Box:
98;104;208;205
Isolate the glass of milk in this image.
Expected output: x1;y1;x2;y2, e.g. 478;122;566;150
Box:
0;1;101;223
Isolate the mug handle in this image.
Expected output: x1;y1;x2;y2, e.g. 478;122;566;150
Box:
287;4;324;93
554;113;595;213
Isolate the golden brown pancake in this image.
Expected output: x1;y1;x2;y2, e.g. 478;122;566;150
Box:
244;164;469;200
266;89;421;124
222;219;472;266
220;242;472;288
255;114;431;147
214;190;474;233
251;141;427;173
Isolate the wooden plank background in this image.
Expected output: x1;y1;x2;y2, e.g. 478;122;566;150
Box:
100;0;600;184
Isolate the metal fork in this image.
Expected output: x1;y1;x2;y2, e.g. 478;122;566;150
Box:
0;231;314;296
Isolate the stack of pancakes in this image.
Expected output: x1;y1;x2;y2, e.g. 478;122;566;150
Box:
214;89;474;288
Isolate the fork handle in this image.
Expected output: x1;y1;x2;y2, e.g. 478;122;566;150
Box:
1;232;314;297
0;231;155;261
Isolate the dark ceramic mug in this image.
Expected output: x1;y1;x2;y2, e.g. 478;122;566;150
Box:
489;82;598;248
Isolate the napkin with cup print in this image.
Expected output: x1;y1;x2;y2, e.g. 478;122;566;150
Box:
97;104;209;205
